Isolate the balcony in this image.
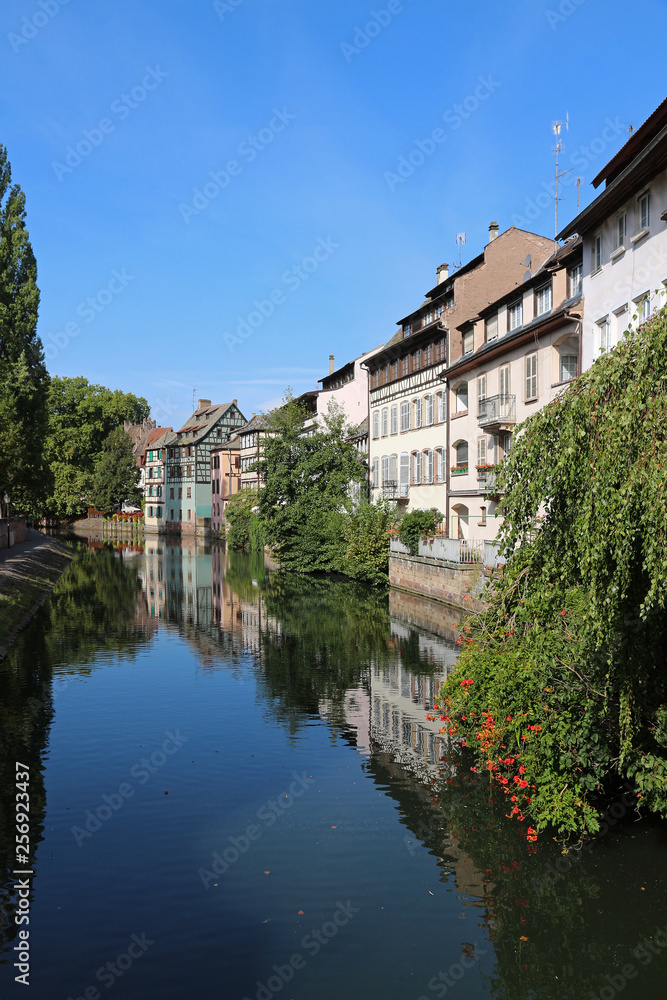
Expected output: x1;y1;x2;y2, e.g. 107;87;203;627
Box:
477;394;516;429
382;480;409;501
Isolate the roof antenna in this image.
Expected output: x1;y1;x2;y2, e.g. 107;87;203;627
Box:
552;113;571;241
575;176;583;215
192;388;196;412
454;233;466;270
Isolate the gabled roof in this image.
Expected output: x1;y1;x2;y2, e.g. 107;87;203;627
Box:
592;96;667;189
238;413;269;433
175;401;245;444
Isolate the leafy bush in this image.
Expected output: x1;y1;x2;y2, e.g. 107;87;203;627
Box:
397;508;442;555
225;489;262;551
342;499;394;585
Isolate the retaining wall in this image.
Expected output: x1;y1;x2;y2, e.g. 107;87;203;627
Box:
389;550;490;611
0;518;27;550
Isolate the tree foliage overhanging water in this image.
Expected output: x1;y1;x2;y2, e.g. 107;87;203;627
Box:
442;305;667;840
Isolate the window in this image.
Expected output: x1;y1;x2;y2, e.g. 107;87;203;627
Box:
157;468;162;479
435;448;444;483
501;431;512;456
381;456;389;485
615;212;626;250
598;317;610;353
435;336;445;362
148;451;153;462
477;374;487;411
400;401;410;431
187;509;191;521
187;464;192;477
593;233;602;273
479;506;487;526
371;370;379;389
413;452;422;485
463;330;474;355
424;343;433;367
636;293;651;322
372;412;379;439
401;355;409;377
486;314;498;342
477;437;487;467
638;190;650;231
423;309;434;326
436;392;445;422
424;449;434;484
178;487;183;499
455;382;468;413
157;506;162;519
425;394;434;426
508;300;523;331
381;408;389;437
169;487;174;499
455;441;468;466
372;458;379;489
403;323;412;338
560;355;578;382
399;454;410;497
535;283;552;316
157;486;162;498
568;263;583;298
525;353;538;399
412;349;421;372
389;454;397;484
390;405;398;434
186;487;192;499
178;509;182;521
499;364;510;400
413;399;422;428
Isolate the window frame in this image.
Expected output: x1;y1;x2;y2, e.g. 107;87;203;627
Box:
525;352;538;401
508;299;523;332
535;283;552;317
390;404;398;435
400;400;410;432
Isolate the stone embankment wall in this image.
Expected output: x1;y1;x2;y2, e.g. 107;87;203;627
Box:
389;551;490;612
0;518;27;550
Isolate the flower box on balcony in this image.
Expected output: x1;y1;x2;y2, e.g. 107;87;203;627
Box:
450;465;468;476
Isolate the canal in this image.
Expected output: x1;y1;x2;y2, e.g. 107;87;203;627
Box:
0;538;666;1000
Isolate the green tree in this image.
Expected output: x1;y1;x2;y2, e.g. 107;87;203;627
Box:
441;303;667;840
397;507;443;555
257;393;366;573
225;488;263;551
342;498;394;585
0;144;49;517
90;426;141;511
44;376;149;518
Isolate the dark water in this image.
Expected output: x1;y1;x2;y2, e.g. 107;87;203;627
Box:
1;538;666;1000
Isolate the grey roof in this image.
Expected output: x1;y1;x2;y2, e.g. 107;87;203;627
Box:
175;401;244;444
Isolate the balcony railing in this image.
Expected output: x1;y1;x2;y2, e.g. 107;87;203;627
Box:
476;466;499;493
478;394;516;427
382;480;409;499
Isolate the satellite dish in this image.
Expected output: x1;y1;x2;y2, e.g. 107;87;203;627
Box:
523;270;532;282
524;254;532;267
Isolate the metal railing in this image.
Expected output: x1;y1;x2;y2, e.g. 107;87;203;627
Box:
382;480;409;499
478;394;516;426
389;536;506;567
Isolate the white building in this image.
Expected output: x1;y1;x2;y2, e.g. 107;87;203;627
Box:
558;95;667;367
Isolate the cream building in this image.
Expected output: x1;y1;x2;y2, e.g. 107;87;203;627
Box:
558;95;667;366
442;237;583;540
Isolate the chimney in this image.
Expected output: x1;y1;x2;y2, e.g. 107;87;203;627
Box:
232;398;237;407
488;221;499;242
329;354;335;375
197;398;211;410
436;263;449;284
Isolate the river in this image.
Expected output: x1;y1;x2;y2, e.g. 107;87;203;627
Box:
0;537;666;1000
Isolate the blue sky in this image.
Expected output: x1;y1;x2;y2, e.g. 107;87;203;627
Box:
2;0;666;429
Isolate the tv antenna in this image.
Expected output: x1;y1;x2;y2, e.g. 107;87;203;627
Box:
454;233;466;270
192;388;196;412
575;176;583;215
552;113;571;241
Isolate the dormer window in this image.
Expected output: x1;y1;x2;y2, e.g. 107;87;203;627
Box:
508;300;523;332
535;283;552;317
403;323;412;338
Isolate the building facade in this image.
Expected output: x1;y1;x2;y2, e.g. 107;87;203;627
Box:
367;225;555;517
143;427;172;532
165;399;246;534
442;237;583;540
210;439;241;534
238;415;269;492
558;96;667;368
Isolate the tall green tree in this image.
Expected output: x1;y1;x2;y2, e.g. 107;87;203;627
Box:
257;392;367;573
0;144;49;517
44;376;149;518
90;425;141;511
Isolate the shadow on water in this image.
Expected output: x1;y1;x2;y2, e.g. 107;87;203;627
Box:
0;538;666;999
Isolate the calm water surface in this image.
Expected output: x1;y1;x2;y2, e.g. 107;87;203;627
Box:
0;538;666;1000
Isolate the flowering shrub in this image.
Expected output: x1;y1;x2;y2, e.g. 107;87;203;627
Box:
397;508;442;555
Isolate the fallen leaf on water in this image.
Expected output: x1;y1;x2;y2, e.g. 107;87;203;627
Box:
520;936;528;942
297;910;304;915
331;825;337;829
264;871;270;875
